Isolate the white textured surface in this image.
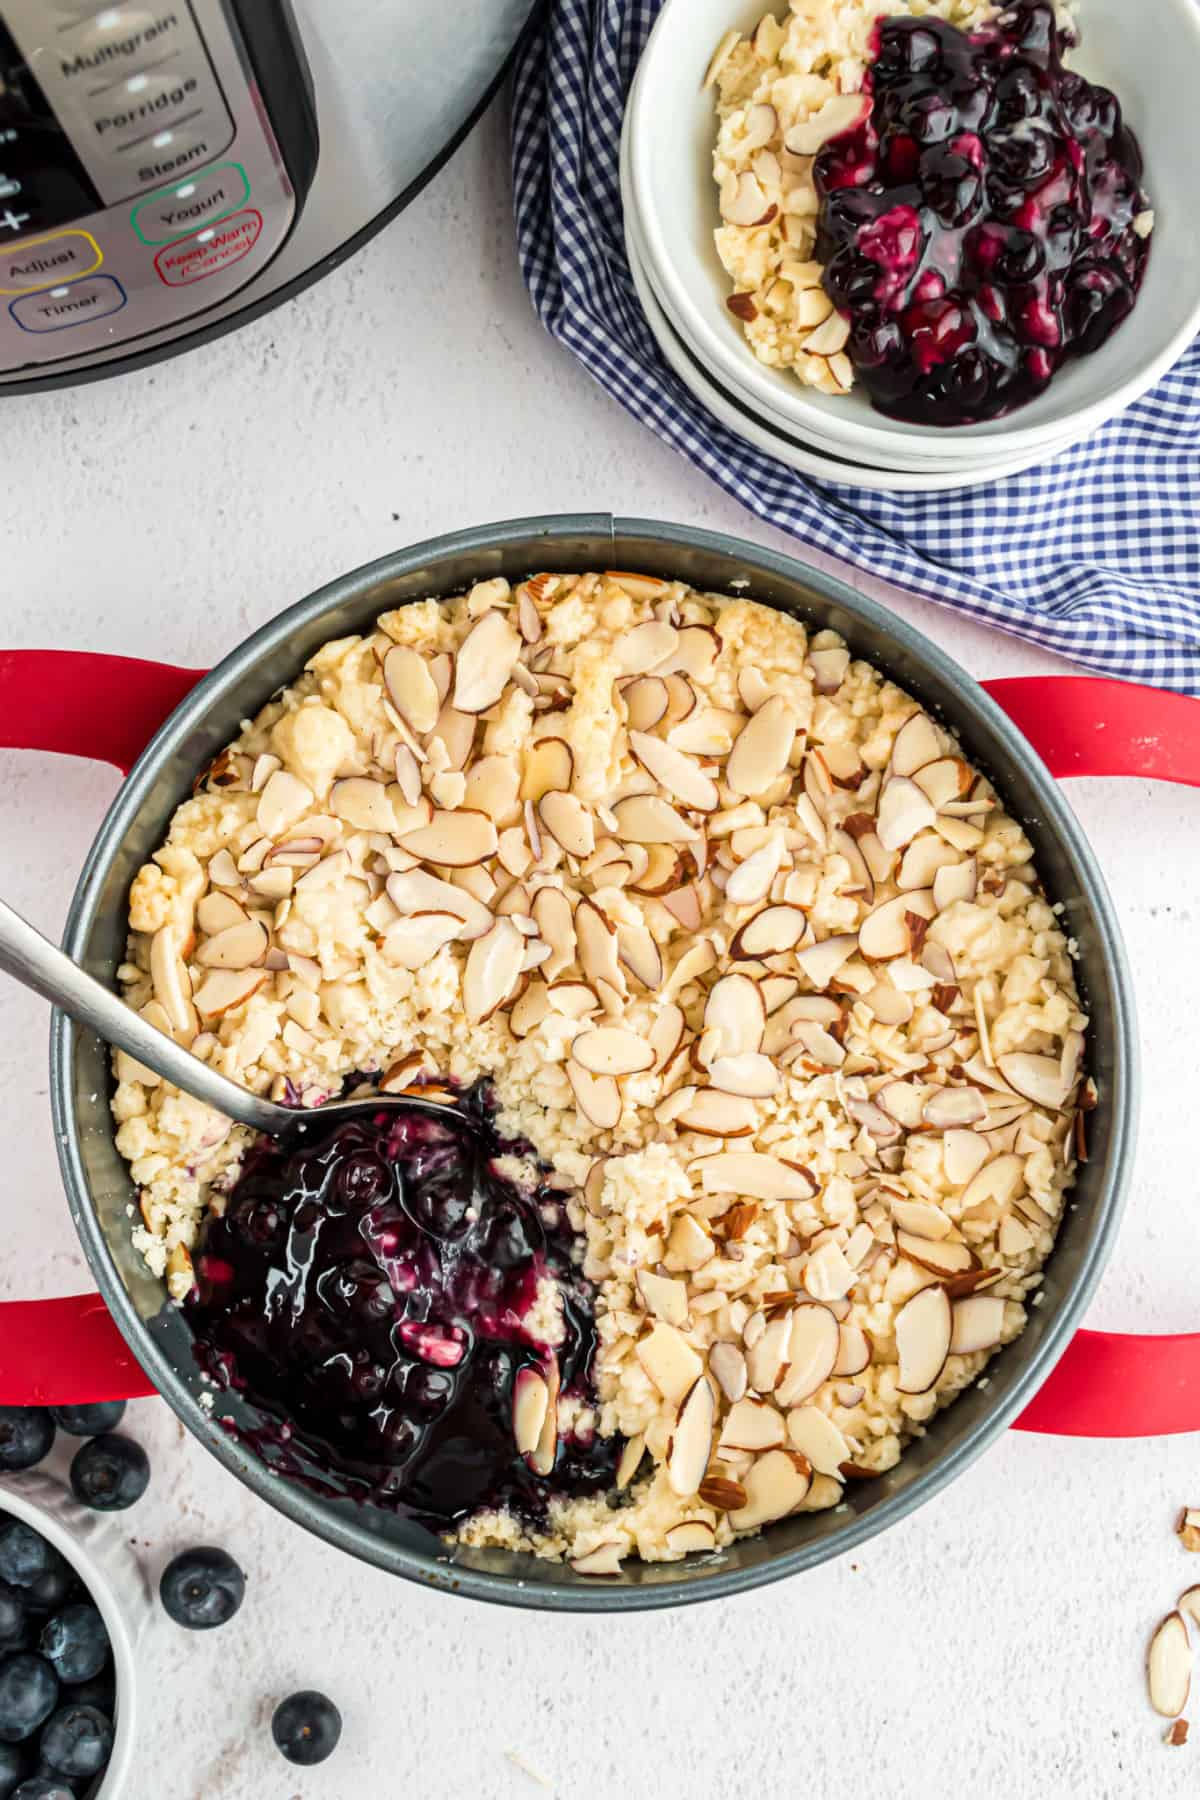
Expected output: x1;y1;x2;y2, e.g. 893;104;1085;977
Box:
0;97;1197;1798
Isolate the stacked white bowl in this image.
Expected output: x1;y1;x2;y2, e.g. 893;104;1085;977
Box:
622;0;1200;492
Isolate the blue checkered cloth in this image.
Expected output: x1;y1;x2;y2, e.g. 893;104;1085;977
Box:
510;0;1200;691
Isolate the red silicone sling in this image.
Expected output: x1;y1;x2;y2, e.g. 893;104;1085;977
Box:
0;651;1196;1438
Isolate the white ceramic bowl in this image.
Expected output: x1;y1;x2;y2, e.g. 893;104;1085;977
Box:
625;181;1072;491
629;0;1200;461
627;149;1087;473
0;1472;148;1799
620;93;1074;490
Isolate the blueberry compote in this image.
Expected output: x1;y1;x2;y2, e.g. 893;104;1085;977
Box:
187;1084;619;1529
813;0;1151;423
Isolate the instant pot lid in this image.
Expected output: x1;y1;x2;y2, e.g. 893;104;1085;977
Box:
1;0;540;394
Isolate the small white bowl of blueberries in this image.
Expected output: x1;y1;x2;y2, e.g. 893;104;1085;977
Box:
0;1403;343;1794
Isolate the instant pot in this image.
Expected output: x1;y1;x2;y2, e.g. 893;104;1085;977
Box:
0;0;538;392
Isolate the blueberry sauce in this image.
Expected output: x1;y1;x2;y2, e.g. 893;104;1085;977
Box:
813;0;1151;423
187;1084;619;1529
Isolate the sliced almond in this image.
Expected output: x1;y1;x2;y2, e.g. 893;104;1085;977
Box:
256;769;313;839
794;933;857;990
697;1152;815;1202
463;755;522;826
615;918;663;990
896;1232;975;1277
379;909;462;971
572;1026;655;1078
726;696;796;798
833;1323;871;1378
704;973;765;1058
721;169;770;226
512;1366;550;1457
636;1322;703;1404
530;886;576;978
611;794;700;844
783;93;867;155
730;904;808;959
617;619;679;675
383;646;440;735
725;836;785;906
859;890;935;960
195;918;268;971
570;1543;624;1577
786;1406;851;1477
890;712;942;777
895;1285;952;1394
803;1240;856;1303
729;1448;811;1530
995;1051;1069;1111
675;1089;757;1137
520;737;574;804
668;1377;715;1497
452;610;522;712
774;1304;839;1407
623;676;669;732
629;730;719;813
192;967;267;1020
708;1342;749;1404
699;1473;748;1510
875;777;938;853
566;1062;622;1130
949;1294;1006;1354
1148;1612;1192;1718
665;1520;716;1554
636;1269;689;1329
709;1052;779;1098
386;869;492;939
462;917;523;1022
720;1396;785;1453
923;1086;987;1129
397;808;498;867
538;791;595;860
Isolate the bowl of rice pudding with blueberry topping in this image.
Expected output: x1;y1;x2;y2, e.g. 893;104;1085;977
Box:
49;519;1132;1605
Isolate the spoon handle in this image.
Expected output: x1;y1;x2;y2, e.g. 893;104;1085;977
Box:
0;897;283;1135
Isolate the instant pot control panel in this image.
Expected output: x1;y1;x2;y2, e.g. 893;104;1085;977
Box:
0;1;316;372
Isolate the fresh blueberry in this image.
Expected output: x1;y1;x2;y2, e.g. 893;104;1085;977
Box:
68;1438;149;1513
271;1691;341;1767
37;1706;112;1782
0;1657;57;1744
13;1781;74;1800
0;1416;53;1478
49;1404;125;1440
0;1590;24;1649
19;1570;73;1622
59;1671;114;1716
0;1742;29;1800
0;1535;63;1597
38;1610;108;1687
158;1549;245;1631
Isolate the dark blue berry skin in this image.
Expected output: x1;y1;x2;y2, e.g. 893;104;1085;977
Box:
12;1777;74;1799
61;1672;115;1719
271;1691;341;1766
0;1590;24;1649
68;1438;149;1513
0;1538;62;1598
19;1571;72;1623
38;1706;112;1781
0;1741;29;1799
159;1548;245;1631
49;1405;125;1440
0;1657;58;1745
0;1416;53;1478
37;1611;108;1688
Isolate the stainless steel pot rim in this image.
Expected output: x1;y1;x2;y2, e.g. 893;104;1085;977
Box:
50;514;1139;1612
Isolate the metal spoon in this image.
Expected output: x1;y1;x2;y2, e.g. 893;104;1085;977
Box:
0;897;465;1141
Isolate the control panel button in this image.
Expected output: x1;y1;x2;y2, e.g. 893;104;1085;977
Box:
1;1;234;205
0;228;101;293
131;160;248;246
9;273;126;332
153;207;262;286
